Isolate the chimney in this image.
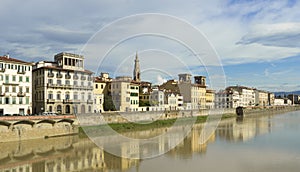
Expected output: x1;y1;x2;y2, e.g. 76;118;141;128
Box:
6;53;9;59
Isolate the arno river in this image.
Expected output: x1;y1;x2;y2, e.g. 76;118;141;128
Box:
1;111;300;172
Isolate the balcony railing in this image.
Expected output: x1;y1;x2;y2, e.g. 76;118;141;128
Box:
17;92;26;97
56;73;63;78
87;99;93;104
47;99;55;103
17;70;25;74
0;92;5;96
48;72;54;77
0;68;5;72
65;74;71;79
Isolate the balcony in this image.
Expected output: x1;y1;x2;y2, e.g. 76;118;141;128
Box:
0;68;5;72
17;92;26;97
17;70;25;74
87;99;93;104
65;74;71;79
47;99;55;103
48;72;54;77
56;73;63;78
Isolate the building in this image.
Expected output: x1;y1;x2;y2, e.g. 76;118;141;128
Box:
268;92;275;106
205;89;215;109
0;54;33;115
274;98;285;106
149;87;164;107
133;52;141;82
226;86;255;107
32;52;93;115
93;72;112;113
111;76;140;112
287;94;300;105
254;90;269;106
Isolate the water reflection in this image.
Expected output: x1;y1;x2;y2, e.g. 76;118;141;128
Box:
0;113;291;172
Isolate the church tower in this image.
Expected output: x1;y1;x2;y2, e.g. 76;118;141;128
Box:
133;52;141;82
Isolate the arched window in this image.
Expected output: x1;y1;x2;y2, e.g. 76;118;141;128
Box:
49;106;52;112
57;91;61;100
81;105;85;114
65;91;70;100
57;105;62;114
66;105;70;114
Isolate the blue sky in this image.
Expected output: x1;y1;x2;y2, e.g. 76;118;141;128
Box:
0;0;299;91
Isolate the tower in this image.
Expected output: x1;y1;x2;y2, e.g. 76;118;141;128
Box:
133;52;141;82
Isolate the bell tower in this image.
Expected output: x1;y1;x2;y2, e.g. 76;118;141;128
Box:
133;52;141;82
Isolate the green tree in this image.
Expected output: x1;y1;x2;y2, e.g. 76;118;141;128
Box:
103;94;116;111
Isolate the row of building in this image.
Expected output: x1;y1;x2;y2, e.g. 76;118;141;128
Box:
0;52;298;115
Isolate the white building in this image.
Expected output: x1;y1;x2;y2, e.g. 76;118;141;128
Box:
0;55;33;115
149;87;165;107
32;52;94;115
226;86;255;107
274;98;285;106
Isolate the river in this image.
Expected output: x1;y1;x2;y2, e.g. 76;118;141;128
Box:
1;111;300;172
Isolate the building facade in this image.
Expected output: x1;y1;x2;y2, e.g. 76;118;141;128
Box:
93;73;112;113
0;55;33;115
32;52;93;115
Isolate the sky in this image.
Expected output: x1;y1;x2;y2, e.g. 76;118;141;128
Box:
0;0;300;92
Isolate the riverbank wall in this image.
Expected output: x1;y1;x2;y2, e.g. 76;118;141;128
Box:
0;115;78;142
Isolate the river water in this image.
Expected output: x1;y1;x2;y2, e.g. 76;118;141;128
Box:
1;111;300;172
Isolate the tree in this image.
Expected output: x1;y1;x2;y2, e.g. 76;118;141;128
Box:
103;94;116;111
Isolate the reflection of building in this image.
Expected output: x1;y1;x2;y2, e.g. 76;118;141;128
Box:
217;117;272;142
0;54;33;115
32;52;94;115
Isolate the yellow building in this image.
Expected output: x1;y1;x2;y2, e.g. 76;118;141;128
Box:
93;73;111;113
205;89;215;109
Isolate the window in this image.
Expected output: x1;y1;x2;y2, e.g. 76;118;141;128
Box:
57;92;61;100
57;80;61;85
81;82;84;86
19;86;23;93
65;80;70;85
0;97;2;104
0;75;2;81
48;79;53;84
81;93;85;101
26;97;29;104
5;97;9;104
95;84;98;89
74;92;78;100
12;97;16;104
48;91;53;99
28;67;30;71
5;75;9;83
74;81;78;86
19;76;23;82
65;92;70;100
5;86;9;92
12;75;16;81
12;86;16;93
26;76;29;82
26;87;29;93
88;106;92;112
101;84;104;89
88;93;92;100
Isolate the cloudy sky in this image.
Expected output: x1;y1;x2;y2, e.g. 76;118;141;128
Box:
1;0;300;91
